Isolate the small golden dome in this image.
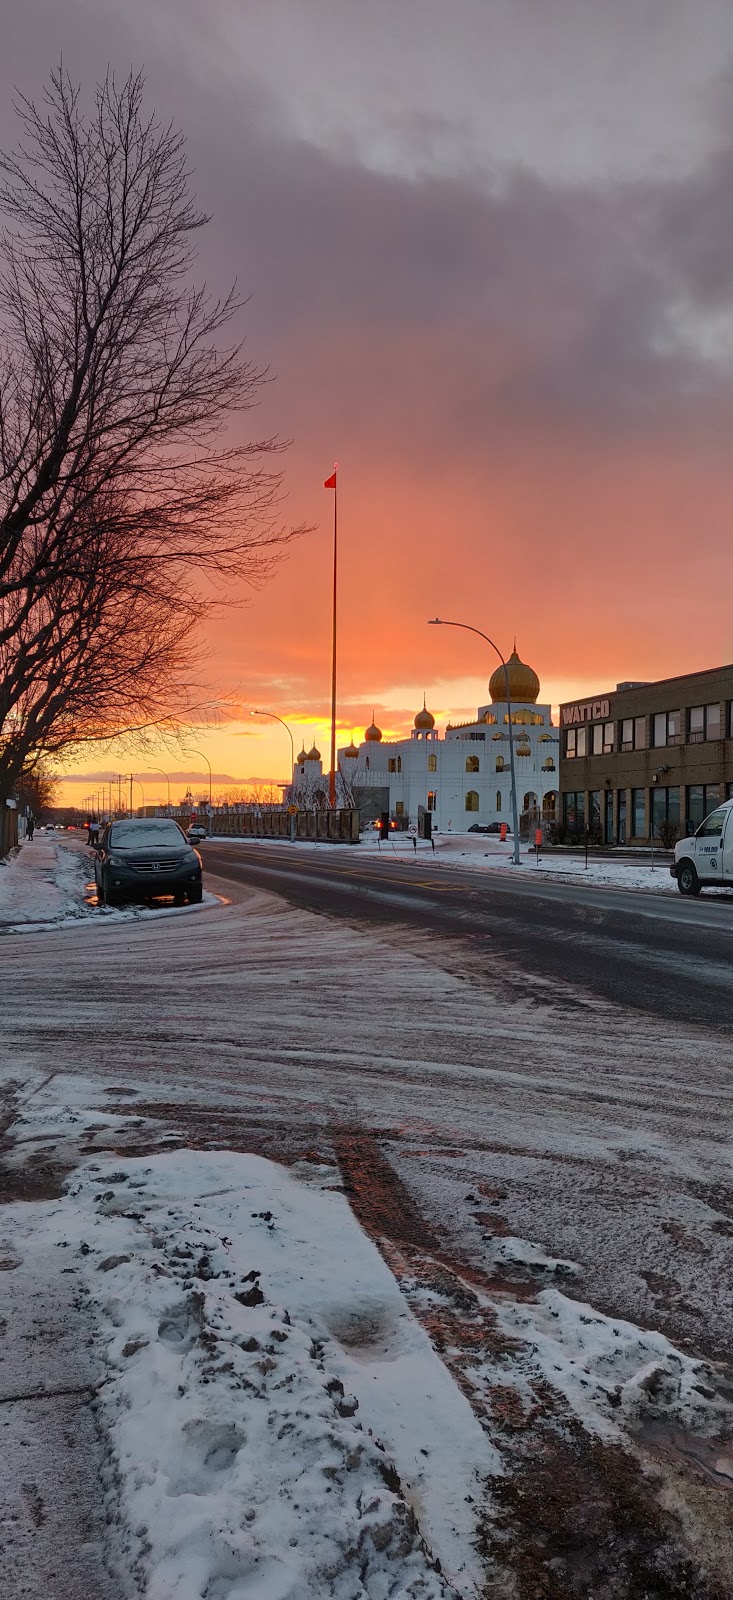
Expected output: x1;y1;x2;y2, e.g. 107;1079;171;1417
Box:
364;712;382;743
296;746;308;763
414;696;435;731
343;739;359;759
305;744;321;761
489;645;540;705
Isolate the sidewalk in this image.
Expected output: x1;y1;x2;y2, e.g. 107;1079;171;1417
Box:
0;840;86;928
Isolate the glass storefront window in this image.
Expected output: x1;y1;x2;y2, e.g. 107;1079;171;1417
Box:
604;789;613;844
686;785;704;829
618;790;627;843
632;788;645;838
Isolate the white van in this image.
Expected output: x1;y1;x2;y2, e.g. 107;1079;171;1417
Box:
671;798;733;896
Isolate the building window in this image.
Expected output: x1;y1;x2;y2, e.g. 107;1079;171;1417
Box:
495;756;505;772
592;724;603;756
589;791;601;837
621;718;633;752
465;754;480;773
496;791;502;811
632;788;645;838
654;711;681;746
542;791;557;819
563;791;585;827
395;801;404;817
427;791;437;811
388;759;396;773
651;786;680;835
576;728;587;758
706;703;721;740
603;722;615;753
604;789;613;844
397;755;402;773
729;704;733;739
427;753;437;772
465;790;479;812
687;783;721;827
565;729;576;758
634;716;646;749
542;757;555;771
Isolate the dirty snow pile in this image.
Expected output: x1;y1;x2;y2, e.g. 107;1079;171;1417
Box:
57;1149;497;1599
497;1288;733;1441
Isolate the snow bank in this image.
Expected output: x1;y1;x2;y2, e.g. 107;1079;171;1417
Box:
0;839;221;934
59;1149;496;1599
497;1288;733;1440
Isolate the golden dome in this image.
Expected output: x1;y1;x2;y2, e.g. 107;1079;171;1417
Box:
343;739;359;759
414;696;435;731
305;744;321;761
364;712;382;743
489;645;540;705
296;746;308;763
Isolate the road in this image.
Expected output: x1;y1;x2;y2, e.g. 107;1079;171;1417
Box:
2;836;733;1598
201;838;733;1030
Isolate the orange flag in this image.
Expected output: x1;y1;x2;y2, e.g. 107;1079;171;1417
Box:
323;470;337;489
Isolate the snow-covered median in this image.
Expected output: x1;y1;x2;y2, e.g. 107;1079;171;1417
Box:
58;1149;497;1599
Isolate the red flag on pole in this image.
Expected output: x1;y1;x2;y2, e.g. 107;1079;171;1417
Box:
324;470;337;489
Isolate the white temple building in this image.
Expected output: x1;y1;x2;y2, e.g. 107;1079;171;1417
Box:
289;648;559;833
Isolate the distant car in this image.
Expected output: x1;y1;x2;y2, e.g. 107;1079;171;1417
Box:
94;817;203;907
186;824;207;843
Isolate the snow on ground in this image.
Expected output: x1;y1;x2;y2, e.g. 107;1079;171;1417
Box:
0;838;221;933
495;1287;733;1444
43;1145;498;1599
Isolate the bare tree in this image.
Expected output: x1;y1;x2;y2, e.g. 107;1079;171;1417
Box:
0;67;300;800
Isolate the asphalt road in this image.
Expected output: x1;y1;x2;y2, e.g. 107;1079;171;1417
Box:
201;841;733;1031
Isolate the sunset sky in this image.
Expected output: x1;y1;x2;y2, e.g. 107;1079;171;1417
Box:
5;0;733;807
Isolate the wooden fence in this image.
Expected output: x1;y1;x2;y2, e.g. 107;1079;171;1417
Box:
207;808;360;843
1;805;18;858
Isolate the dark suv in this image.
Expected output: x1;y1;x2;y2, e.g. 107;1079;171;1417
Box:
93;818;203;907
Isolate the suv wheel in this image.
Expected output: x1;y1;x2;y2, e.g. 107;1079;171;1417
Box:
677;860;701;897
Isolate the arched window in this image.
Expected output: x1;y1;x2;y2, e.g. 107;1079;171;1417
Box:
427;790;437;811
427;753;437;772
542;757;555;771
542;791;557;819
495;756;505;772
496;791;502;811
523;792;538;813
465;755;480;773
397;756;402;773
465;790;479;812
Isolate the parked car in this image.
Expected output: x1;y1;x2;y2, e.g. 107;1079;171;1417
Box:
186;823;207;843
467;822;508;835
94;817;203;907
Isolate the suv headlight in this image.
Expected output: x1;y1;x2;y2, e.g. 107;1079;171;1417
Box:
108;856;122;866
185;849;199;864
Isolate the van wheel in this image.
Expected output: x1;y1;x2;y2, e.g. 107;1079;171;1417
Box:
677;860;701;897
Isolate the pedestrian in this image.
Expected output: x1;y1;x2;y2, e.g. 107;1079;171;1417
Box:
26;813;34;841
412;834;417;855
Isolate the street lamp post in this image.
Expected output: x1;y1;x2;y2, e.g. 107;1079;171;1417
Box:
427;617;522;866
251;711;296;837
187;749;212;813
150;768;171;811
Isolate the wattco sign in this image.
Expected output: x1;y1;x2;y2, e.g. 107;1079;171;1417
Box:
561;698;611;726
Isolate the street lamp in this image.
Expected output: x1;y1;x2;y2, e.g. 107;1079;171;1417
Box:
250;710;295;774
187;748;212;811
428;617;521;866
149;767;171;811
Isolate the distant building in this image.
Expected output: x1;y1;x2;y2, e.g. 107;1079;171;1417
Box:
558;664;733;843
287;647;558;832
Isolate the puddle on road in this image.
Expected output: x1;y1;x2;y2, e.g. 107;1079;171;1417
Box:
636;1420;733;1488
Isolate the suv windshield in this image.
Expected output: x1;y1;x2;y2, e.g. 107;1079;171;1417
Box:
108;820;185;848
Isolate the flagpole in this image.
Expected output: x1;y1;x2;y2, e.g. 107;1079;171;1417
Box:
329;469;338;807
